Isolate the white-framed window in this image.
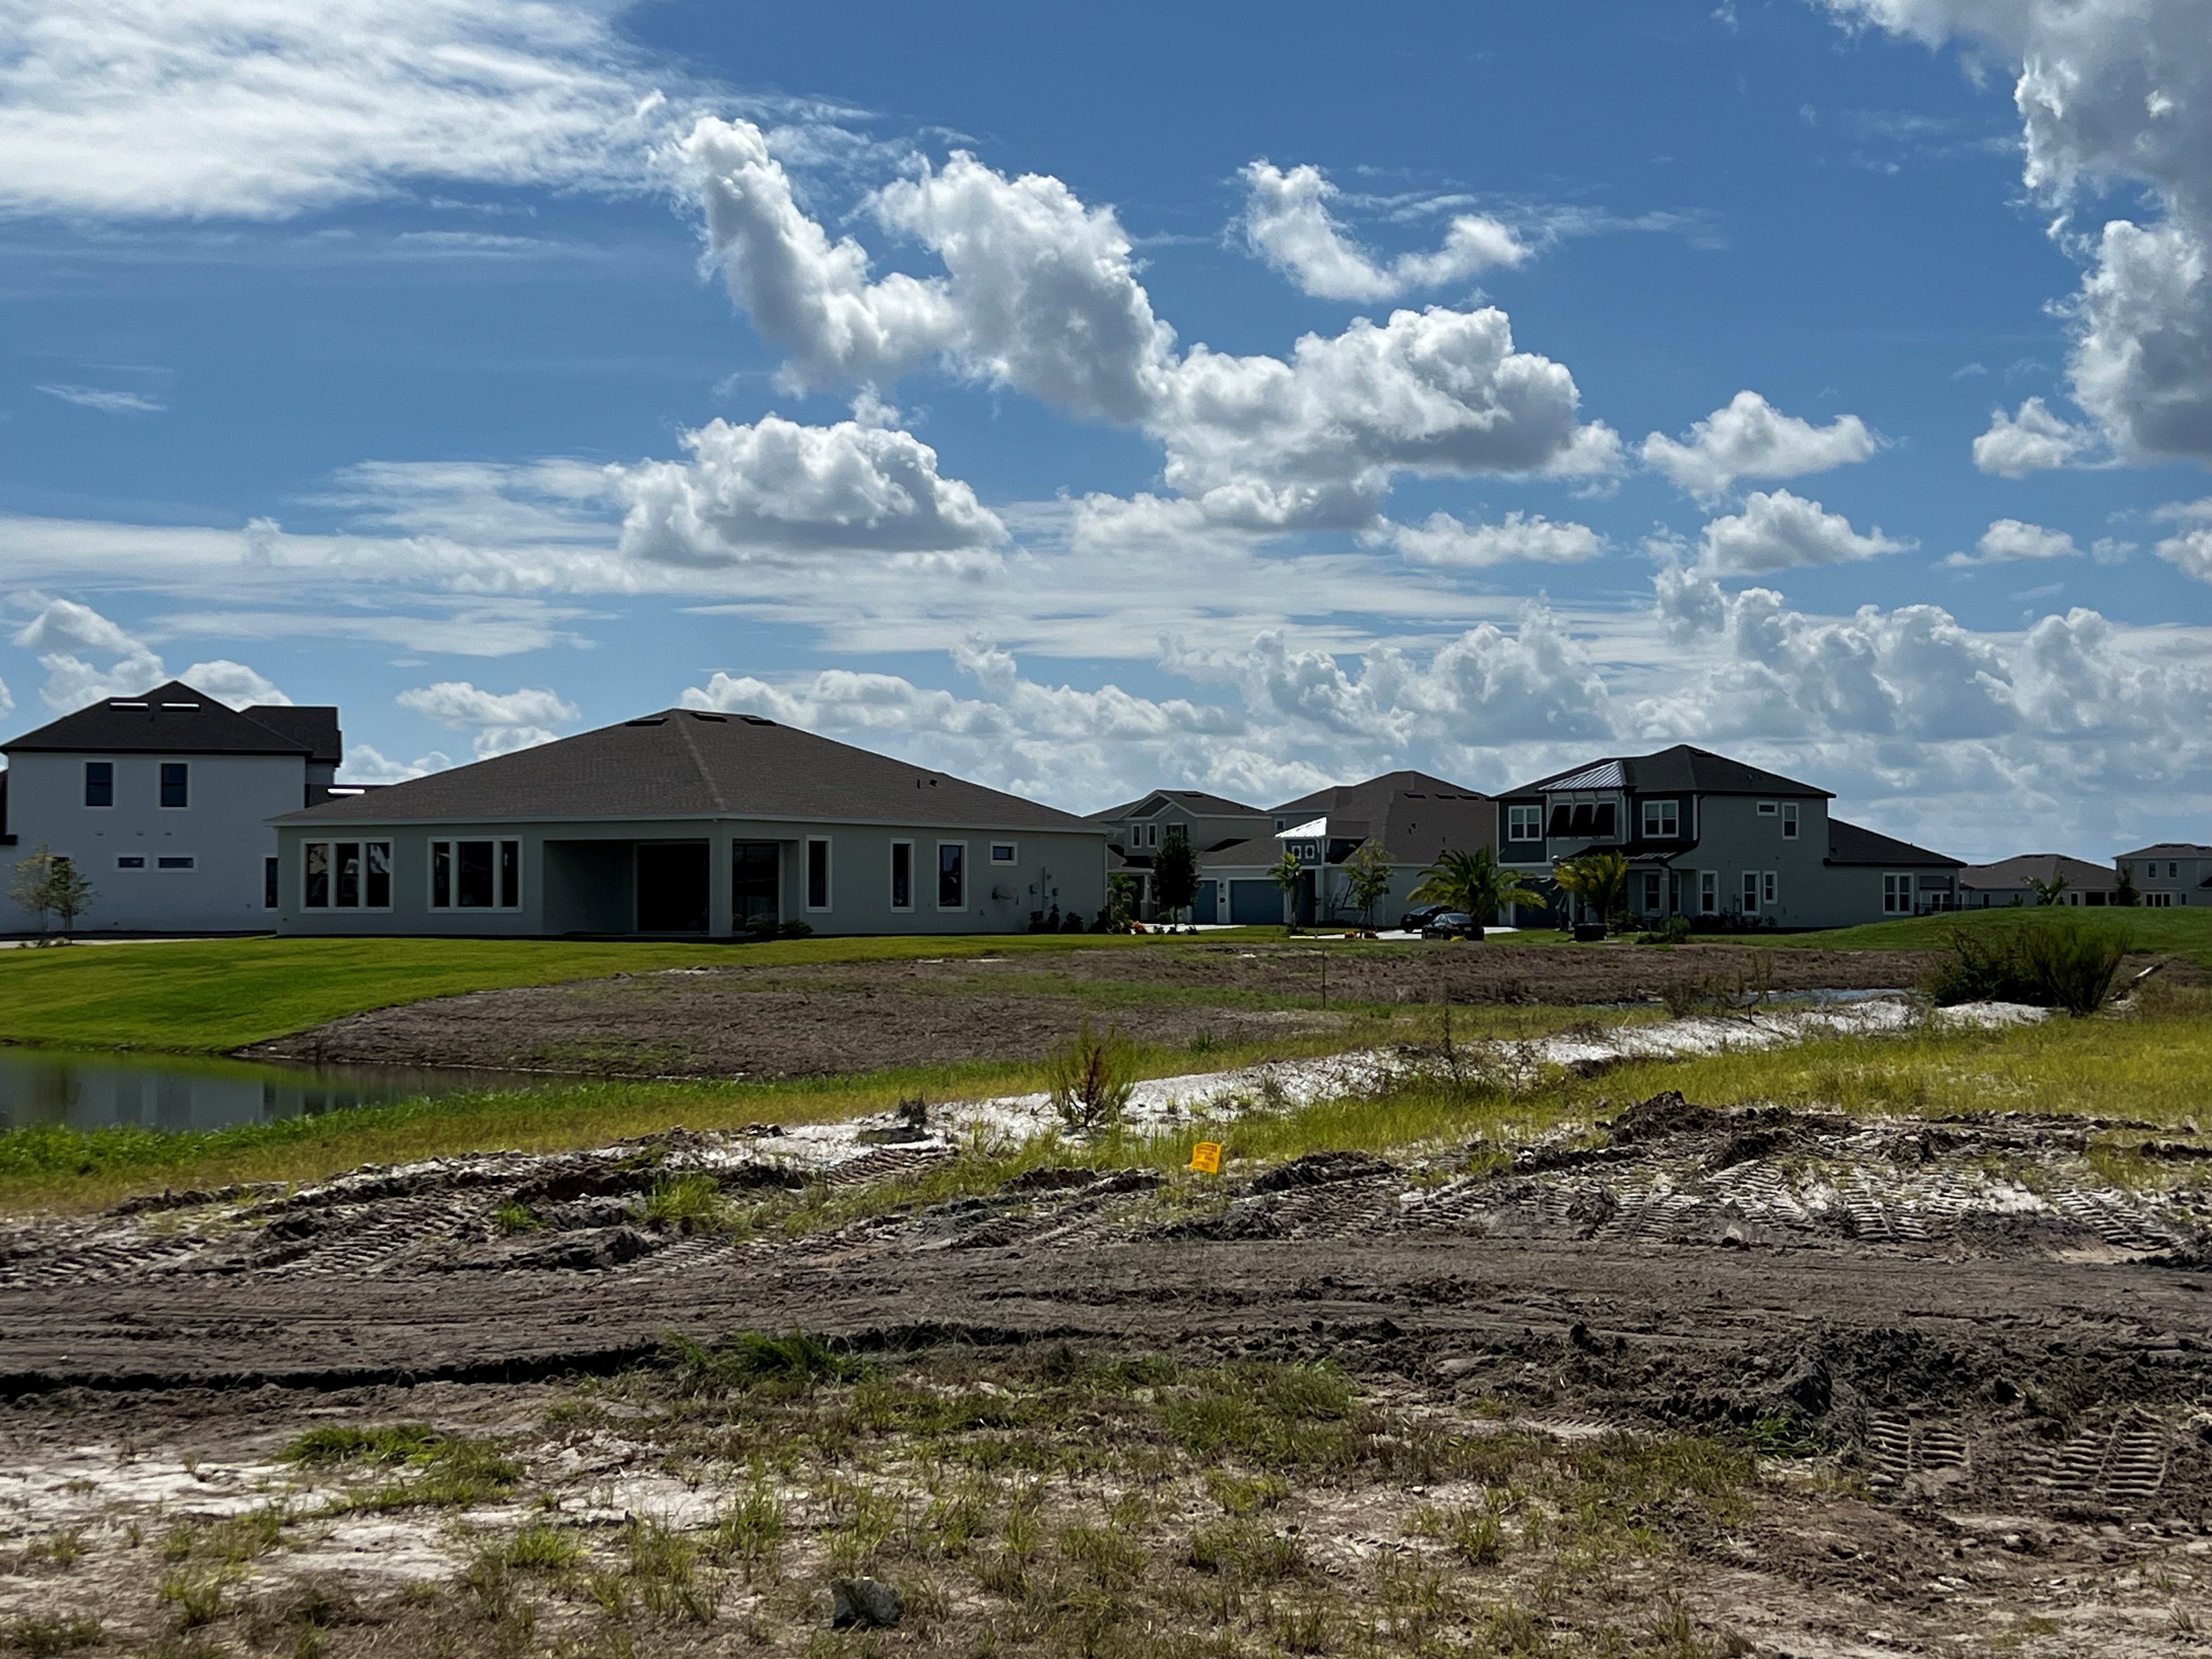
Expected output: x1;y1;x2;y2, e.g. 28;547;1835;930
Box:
805;837;832;911
430;839;519;910
1506;804;1543;841
1299;841;1318;860
1742;870;1761;912
889;840;914;911
1782;802;1799;839
936;841;966;910
2170;861;2181;877
2147;891;2175;907
1757;801;1776;817
305;840;393;909
990;842;1018;864
1882;872;1912;915
116;855;145;870
1699;871;1717;915
1641;872;1662;912
83;761;113;808
1641;800;1679;839
1762;870;1778;906
159;761;189;809
1149;823;1159;848
157;855;195;870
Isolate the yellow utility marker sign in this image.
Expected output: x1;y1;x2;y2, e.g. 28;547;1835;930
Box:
1188;1141;1222;1174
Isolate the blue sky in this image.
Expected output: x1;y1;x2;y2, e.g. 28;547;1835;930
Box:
2;0;2208;859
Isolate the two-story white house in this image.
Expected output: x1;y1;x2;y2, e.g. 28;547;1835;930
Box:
1496;745;1962;928
1;680;345;935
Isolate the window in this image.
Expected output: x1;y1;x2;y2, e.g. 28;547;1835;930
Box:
1148;823;1159;848
1743;871;1760;912
990;843;1017;863
1640;800;1679;839
116;855;145;870
1757;801;1777;817
302;840;393;909
890;840;913;910
1781;802;1799;840
1299;841;1318;860
733;842;780;932
938;842;965;909
1699;871;1718;915
430;839;520;910
157;856;195;870
159;762;189;809
264;856;279;909
83;761;113;807
1883;872;1913;915
2147;891;2175;907
2171;861;2181;877
1641;872;1661;912
1506;804;1543;841
806;837;832;910
1762;871;1778;906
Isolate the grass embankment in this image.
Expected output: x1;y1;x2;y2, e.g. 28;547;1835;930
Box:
0;1005;1632;1213
0;930;1284;1055
1762;902;2212;964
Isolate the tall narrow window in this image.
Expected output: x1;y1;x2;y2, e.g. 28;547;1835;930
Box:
1762;870;1778;906
159;762;189;808
1700;871;1717;915
499;840;519;909
1642;872;1661;912
1781;802;1799;839
806;838;831;910
335;842;361;908
367;842;392;909
938;842;965;909
432;842;452;909
456;840;495;907
264;856;280;909
890;841;913;910
1743;870;1760;912
305;842;330;907
733;843;779;932
83;761;113;807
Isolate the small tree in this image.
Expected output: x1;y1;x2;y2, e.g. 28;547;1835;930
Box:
8;847;57;936
46;855;94;938
1553;850;1629;930
1341;839;1395;930
1268;847;1304;932
1153;827;1199;924
1408;847;1543;941
2113;864;2140;907
1102;872;1139;932
2029;872;2070;906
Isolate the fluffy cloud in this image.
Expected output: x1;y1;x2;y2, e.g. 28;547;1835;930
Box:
1693;489;1909;576
7;596;287;710
1389;511;1605;567
1828;1;2212;466
1239;161;1529;302
1945;517;2080;567
341;742;453;783
678;117;1617;531
1640;391;1878;500
395;679;577;757
2155;496;2212;582
1972;397;2096;476
611;415;1005;566
0;0;681;220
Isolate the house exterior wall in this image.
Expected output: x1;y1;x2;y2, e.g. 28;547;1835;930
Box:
6;749;307;933
2120;850;2212;907
272;816;1108;938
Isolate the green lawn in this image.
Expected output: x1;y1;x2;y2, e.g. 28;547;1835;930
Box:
0;931;1266;1055
1749;903;2212;964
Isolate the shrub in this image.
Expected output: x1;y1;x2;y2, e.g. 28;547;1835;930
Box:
1926;917;2130;1015
1045;1022;1136;1133
776;919;814;939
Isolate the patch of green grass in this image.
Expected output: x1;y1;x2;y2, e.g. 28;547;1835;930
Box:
661;1330;864;1398
283;1423;520;1511
1753;902;2212;966
0;1614;103;1656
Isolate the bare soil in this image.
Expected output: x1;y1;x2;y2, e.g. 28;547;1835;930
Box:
1;1093;2208;1654
239;943;1961;1078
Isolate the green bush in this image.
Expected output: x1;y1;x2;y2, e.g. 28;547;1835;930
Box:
1927;917;2131;1015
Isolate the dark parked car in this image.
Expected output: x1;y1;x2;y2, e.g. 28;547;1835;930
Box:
1397;902;1452;933
1420;911;1476;939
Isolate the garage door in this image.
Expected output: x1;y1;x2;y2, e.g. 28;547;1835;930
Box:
1229;879;1280;925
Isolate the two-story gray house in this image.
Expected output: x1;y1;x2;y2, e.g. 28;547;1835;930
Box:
273;707;1107;938
1197;771;1497;927
2;680;345;935
1497;745;1961;928
1087;789;1276;921
2115;843;2212;907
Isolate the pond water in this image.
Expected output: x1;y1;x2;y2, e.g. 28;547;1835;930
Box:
0;1048;550;1135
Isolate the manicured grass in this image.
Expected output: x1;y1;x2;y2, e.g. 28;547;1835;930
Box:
0;930;1284;1056
1750;903;2212;964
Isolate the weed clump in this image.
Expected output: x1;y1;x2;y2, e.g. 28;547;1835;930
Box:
1045;1021;1136;1132
659;1329;862;1399
1;1615;103;1656
280;1423;520;1510
1928;918;2131;1015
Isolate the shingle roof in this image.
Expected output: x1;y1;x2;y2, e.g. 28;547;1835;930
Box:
1826;817;1962;868
2117;842;2212;859
1960;854;2115;888
275;709;1095;831
239;704;342;764
1271;770;1489;817
2;680;329;758
1508;745;1831;799
1086;788;1267;822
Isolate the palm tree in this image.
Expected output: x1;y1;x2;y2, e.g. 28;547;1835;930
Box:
1408;847;1543;941
1553;849;1629;932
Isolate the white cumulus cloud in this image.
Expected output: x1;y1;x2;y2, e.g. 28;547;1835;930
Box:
1641;391;1878;500
1693;489;1909;576
1972;397;2097;476
396;679;577;757
1238;161;1530;303
1389;511;1605;567
1945;517;2080;567
2154;496;2212;582
7;596;288;710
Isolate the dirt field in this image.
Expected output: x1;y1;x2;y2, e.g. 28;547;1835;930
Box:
240;942;1956;1078
2;1090;2207;1654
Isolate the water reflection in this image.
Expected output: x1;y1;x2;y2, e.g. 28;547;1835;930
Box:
0;1048;548;1133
